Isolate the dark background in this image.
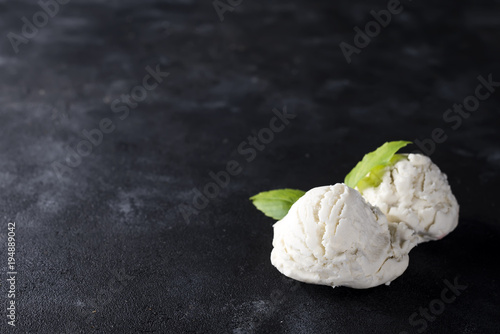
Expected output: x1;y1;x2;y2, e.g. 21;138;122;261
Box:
0;0;499;333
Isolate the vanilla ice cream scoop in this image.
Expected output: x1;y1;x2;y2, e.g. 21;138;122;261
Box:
271;184;418;289
360;154;459;242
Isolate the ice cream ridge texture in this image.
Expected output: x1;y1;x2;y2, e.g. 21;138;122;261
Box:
271;154;459;289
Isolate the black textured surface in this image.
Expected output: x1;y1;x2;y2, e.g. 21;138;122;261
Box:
1;0;499;333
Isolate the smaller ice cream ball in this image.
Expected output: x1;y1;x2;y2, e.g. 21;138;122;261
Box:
359;153;459;242
270;183;417;289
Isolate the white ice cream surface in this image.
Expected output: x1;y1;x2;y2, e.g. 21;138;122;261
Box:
360;154;459;241
271;184;416;289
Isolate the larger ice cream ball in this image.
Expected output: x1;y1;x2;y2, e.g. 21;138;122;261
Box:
271;184;416;289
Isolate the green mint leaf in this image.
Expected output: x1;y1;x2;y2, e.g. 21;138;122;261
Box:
356;154;405;192
344;141;412;189
250;189;306;220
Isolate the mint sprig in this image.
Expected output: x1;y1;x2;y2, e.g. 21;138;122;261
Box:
250;189;305;220
251;140;411;221
344;140;411;189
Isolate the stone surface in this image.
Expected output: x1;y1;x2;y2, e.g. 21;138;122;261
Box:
0;0;499;333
